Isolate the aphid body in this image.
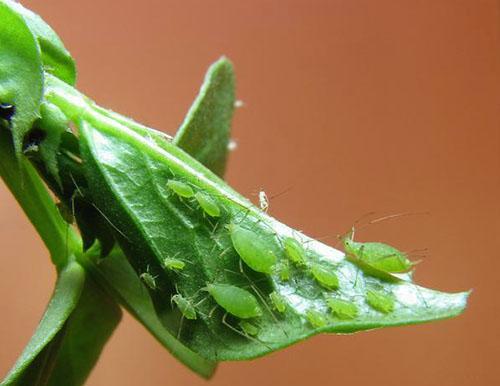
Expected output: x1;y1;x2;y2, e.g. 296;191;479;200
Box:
195;191;221;217
283;237;307;266
259;190;269;212
167;179;195;198
366;289;395;314
343;236;413;273
229;223;277;274
172;294;197;320
206;283;262;319
269;291;287;313
306;308;327;328
162;257;185;271
239;320;259;336
140;272;158;290
326;298;358;320
311;263;339;290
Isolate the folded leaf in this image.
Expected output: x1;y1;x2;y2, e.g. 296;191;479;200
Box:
174;57;235;176
1;262;85;385
78;117;468;362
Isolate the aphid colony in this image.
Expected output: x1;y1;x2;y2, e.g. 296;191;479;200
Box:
140;178;403;339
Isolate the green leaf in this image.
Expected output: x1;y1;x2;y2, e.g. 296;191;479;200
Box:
85;247;216;378
4;0;76;85
173;57;235;176
0;0;44;156
1;262;85;385
45;276;122;386
76;116;469;362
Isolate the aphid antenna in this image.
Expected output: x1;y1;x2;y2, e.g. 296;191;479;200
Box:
221;313;272;350
356;211;431;233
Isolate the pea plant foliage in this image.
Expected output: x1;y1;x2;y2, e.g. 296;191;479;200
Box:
0;1;469;384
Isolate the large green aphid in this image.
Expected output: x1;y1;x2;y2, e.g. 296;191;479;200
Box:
228;223;277;274
366;289;395;314
326;298;358;320
341;230;414;282
206;283;262;319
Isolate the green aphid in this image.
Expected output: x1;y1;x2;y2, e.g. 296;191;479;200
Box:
239;320;259;336
283;237;307;266
366;289;395;314
167;179;195;198
228;223;277;274
162;257;186;271
326;298;358;320
269;291;287;313
306;308;327;328
172;294;197;320
140;272;158;291
206;283;262;319
311;263;339;290
275;260;291;281
195;191;221;217
343;234;414;281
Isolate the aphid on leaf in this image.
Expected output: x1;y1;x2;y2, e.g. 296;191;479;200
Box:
306;308;327;328
275;260;291;281
228;223;277;274
172;294;197;320
259;190;269;212
311;263;339;290
140;269;158;291
326;298;358;320
283;236;307;266
167;179;195;198
162;256;186;271
269;291;287;313
195;191;221;217
366;289;395;314
239;320;259;336
206;283;262;319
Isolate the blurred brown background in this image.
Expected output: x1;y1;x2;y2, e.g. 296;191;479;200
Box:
1;1;499;385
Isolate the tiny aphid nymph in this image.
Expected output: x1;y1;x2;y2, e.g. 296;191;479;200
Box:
275;260;290;282
140;272;158;291
326;298;358;320
206;283;262;319
306;309;327;328
239;320;259;336
269;291;287;313
172;294;197;320
311;263;339;290
195;191;221;217
228;223;277;274
283;237;307;266
366;289;395;314
167;179;195;198
162;257;186;271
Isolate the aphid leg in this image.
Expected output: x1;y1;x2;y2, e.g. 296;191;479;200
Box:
237;260;289;338
352;245;365;288
221;313;271;350
177;315;185;339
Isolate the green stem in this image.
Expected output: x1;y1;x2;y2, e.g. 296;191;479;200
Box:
0;128;81;268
